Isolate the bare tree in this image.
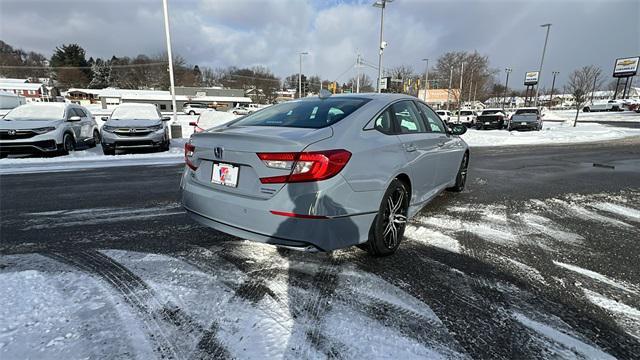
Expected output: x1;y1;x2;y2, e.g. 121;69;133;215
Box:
432;51;498;103
566;65;602;127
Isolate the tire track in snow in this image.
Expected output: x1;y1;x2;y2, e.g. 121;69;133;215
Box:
44;250;230;360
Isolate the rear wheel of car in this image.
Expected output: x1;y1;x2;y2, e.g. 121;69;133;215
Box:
189;111;196;115
447;152;469;193
364;179;409;257
60;133;75;155
233;111;239;115
90;130;100;148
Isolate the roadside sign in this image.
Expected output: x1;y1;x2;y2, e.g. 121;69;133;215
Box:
524;71;539;86
379;77;388;90
613;57;639;77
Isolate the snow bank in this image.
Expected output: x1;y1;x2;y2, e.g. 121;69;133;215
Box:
460;122;640;147
545;109;640;123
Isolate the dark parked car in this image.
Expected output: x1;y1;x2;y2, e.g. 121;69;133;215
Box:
507;107;542;131
475;109;507;130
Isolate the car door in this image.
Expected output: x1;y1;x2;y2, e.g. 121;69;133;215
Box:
66;108;83;141
391;100;440;204
74;108;92;141
417;102;462;187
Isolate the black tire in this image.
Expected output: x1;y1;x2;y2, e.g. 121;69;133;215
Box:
102;145;115;156
90;130;100;148
507;126;513;132
476;124;483;130
583;107;590;112
364;178;409;257
447;152;469;192
159;139;170;152
189;111;196;115
60;133;75;155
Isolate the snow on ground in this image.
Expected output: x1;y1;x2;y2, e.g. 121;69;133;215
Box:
582;289;640;340
553;261;639;295
460;121;640;147
545;109;640;123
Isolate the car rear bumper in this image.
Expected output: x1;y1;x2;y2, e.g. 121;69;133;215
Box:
509;123;539;130
181;170;378;251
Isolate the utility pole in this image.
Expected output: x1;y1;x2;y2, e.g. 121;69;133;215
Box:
447;67;453;110
374;0;392;93
590;72;599;104
473;79;478;105
298;52;308;99
534;23;552;108
161;0;177;123
457;62;464;123
422;58;429;101
503;67;512;109
549;71;559;108
468;69;474;104
356;54;361;93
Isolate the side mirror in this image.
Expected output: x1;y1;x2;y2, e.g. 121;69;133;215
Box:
68;116;81;122
189;121;198;127
101;116;109;121
162;116;171;121
450;124;467;136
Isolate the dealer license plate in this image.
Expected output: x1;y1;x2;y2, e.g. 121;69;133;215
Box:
212;163;239;187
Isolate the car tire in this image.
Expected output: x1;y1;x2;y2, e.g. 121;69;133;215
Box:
233;111;239;115
189;111;196;115
475;124;483;130
583;107;590;112
90;130;100;148
364;178;409;257
59;133;75;155
447;152;469;193
102;145;115;156
160;139;170;152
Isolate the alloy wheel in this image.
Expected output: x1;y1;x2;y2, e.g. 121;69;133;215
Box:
382;186;407;249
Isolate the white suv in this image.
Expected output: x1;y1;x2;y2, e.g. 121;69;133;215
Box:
183;103;210;115
0;102;99;157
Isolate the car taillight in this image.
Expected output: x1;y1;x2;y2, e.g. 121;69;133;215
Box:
185;143;197;170
257;150;351;183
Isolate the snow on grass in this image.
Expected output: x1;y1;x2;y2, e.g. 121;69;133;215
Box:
545;109;640;123
583;289;640;340
590;202;640;222
0;254;155;359
404;225;462;253
460;122;640;148
553;261;638;295
512;312;616;360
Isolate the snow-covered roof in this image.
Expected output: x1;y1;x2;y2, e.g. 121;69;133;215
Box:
67;88;104;96
0;82;44;91
0;78;29;83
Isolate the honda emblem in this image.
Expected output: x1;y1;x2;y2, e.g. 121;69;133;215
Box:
8;129;16;136
214;147;223;159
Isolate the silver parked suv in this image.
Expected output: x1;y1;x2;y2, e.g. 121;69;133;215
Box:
0;102;99;157
100;103;171;155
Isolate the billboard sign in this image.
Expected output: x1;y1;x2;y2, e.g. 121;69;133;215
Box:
613;57;639;78
379;77;389;90
524;71;539;86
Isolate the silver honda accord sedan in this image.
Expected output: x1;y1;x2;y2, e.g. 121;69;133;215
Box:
181;93;469;256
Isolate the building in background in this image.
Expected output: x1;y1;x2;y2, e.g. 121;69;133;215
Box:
98;87;251;111
0;79;59;102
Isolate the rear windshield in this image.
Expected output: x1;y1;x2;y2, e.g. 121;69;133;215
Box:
482;110;502;115
231;97;370;129
515;109;538;115
460;111;473;115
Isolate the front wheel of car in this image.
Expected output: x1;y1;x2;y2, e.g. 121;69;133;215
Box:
90;130;100;148
189;111;196;115
447;153;469;193
60;133;75;155
160;139;170;152
364;178;409;257
102;145;115;156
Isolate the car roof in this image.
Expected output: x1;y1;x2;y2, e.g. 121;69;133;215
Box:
115;103;157;109
516;107;538;110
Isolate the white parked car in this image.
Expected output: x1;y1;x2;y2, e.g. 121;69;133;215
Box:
0;102;99;157
230;106;251;115
582;100;623;112
183;102;210;115
454;109;477;127
435;110;453;123
189;109;236;133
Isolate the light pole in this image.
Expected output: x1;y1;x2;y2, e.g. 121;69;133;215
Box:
356;54;361;93
373;0;393;93
549;71;559;108
503;67;512;109
422;58;429;101
161;0;177;123
447;67;453;110
457;62;464;123
534;23;552;108
468;69;474;104
298;52;308;98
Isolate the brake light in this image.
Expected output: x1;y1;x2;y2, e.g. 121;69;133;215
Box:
257;150;351;183
185;143;197;170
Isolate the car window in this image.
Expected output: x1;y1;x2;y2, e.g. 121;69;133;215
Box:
417;102;447;133
374;108;394;134
392;101;426;134
66;108;77;119
74;108;87;117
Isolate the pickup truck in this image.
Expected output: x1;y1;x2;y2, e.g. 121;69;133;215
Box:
507;107;542;131
453;109;477;127
582;100;623;112
435;110;453;124
475;109;507;130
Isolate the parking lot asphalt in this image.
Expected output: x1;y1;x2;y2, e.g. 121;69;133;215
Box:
1;137;639;359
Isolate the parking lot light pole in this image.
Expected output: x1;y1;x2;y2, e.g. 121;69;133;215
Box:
422;58;429;101
457;62;464;123
549;71;559;107
298;52;308;99
374;0;392;93
534;23;552;108
161;0;177;123
447;67;453;110
503;68;512;109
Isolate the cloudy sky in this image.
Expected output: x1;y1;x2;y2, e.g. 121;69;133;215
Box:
1;0;638;88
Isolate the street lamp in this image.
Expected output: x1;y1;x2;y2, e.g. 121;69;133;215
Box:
503;67;512;109
298;51;308;98
373;0;393;93
534;23;552;108
446;67;453;110
549;71;559;108
421;58;429;101
161;0;177;123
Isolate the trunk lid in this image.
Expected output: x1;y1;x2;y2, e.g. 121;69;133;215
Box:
189;125;333;199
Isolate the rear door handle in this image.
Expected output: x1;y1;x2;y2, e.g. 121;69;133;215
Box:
405;144;417;152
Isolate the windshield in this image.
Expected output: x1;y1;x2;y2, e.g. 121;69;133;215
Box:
4;104;65;121
110;106;160;120
515;109;538;115
231;97;370;128
482;110;503;115
460;111;473;115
